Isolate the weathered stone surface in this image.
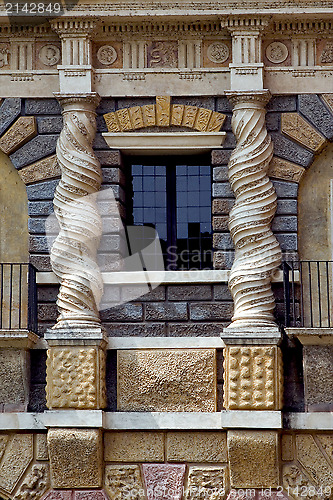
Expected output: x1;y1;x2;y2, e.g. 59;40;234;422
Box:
10;135;59;169
167;285;212;301
224;346;283;410
48;429;103;488
213;216;229;231
46;346;106;409
0;350;30;406
25;98;61;115
276;233;297;251
299;94;333;140
213;250;234;270
0;434;34;494
74;492;110;499
19;155;60;185
268;157;305;183
142;464;186;500
100;303;143;322
276;200;297;215
211;149;232;166
214;285;232;301
185;466;228;500
167;323;227;337
0;116;37;155
303;346;333;410
104;432;164;462
213;233;234;250
212;183;234;198
13;463;50;500
272;180;299;199
281;434;294;461
267;95;297;112
228;431;279;488
266;112;281;131
0;98;21;135
105;465;145;500
271;133;314;167
96;150;121;166
28;200;54;216
36;433;49;461
296;435;333;487
190;303;234;321
102;167;125;185
121;285;165;302
317;435;333;461
117;349;216;412
282;464;316;500
105;322;166;337
37;116;63;134
26;179;59;201
213;166;229;181
145;302;188;321
41;491;72;500
272;216;297;232
166;432;227;462
282;113;326;152
321;94;333;114
212;198;234;215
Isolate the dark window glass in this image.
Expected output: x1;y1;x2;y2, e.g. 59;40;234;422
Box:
128;156;212;270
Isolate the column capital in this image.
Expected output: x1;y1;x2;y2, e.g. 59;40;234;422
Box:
225;90;271;108
221;15;272;33
54;92;101;112
50;18;101;38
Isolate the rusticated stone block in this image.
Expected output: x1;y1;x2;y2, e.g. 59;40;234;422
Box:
0;349;30;408
228;431;279;488
185;466;228;500
282;113;326;152
26;179;59;201
271;133;314;167
19;155;60;185
268;157;305;183
10;135;59;169
0;98;21;135
117;349;216;412
13;463;50;500
104;432;164;462
298;94;333;141
224;346;283;410
48;429;103;488
46;346;106;409
104;465;145;499
142;464;186;500
167;432;227;462
296;435;333;487
0;116;37;155
0;433;34;494
303;346;333;410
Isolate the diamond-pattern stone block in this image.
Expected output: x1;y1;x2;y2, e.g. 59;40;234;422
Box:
223;346;283;410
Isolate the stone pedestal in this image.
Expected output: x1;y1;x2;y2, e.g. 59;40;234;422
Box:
0;331;38;411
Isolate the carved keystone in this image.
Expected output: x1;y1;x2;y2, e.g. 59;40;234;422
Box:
0;116;37;155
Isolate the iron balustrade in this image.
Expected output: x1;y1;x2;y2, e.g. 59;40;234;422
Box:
0;263;37;333
283;261;333;328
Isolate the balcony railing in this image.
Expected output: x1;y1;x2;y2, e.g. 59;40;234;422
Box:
283;261;333;328
0;263;37;333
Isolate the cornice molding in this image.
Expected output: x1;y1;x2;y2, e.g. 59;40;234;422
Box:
50;18;101;37
273;19;333;35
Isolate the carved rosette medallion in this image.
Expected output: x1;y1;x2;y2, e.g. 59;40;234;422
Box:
207;42;230;64
97;45;117;65
51;93;104;328
265;42;289;64
225;91;282;327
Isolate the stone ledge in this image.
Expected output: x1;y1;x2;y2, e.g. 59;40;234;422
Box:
286;328;333;345
285;412;333;430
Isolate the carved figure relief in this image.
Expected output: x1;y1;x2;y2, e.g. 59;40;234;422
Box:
207;42;229;63
148;41;178;68
97;45;117;65
38;45;61;66
266;42;289;64
0;44;9;68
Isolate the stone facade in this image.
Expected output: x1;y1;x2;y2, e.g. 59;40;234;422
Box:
1;0;333;495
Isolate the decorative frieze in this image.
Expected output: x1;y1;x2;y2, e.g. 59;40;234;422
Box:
223;345;283;410
10;40;34;71
281;112;326;152
268;156;305;183
179;40;201;68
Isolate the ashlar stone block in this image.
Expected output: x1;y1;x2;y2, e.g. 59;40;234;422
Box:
303;346;333;411
227;431;280;488
48;429;103;488
104;465;145;500
166;431;227;463
104;431;164;462
142;464;186;500
185;466;228;500
19;155;60;185
268;157;305;183
0;116;37;155
117;349;216;412
0;349;30;409
46;346;106;410
223;346;283;410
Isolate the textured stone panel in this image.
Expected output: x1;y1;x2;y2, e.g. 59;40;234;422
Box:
36;433;49;461
282;464;316;500
104;432;164;462
48;429;103;488
0;98;21;135
271;133;314;167
41;491;72;500
303;346;333;410
26;179;59;201
281;434;294;462
0;435;9;461
268;157;305;183
46;346;106;409
117;349;216;412
298;94;333;141
0;434;33;494
296;435;333;487
25;98;61;115
227;431;279;488
0;350;30;406
223;346;283;410
142;464;186;500
0;116;37;155
322;94;333;114
104;465;145;500
19;155;60;184
10;135;59;169
13;463;50;500
74;492;110;499
166;432;227;462
317;435;333;462
282;113;326;152
185;466;228;500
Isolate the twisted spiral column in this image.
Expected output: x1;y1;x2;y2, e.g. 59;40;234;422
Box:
226;91;282;327
51;94;103;328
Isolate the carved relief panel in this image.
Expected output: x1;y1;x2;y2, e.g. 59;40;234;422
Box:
263;40;292;66
35;42;61;69
93;42;123;68
203;40;231;67
317;39;333;65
